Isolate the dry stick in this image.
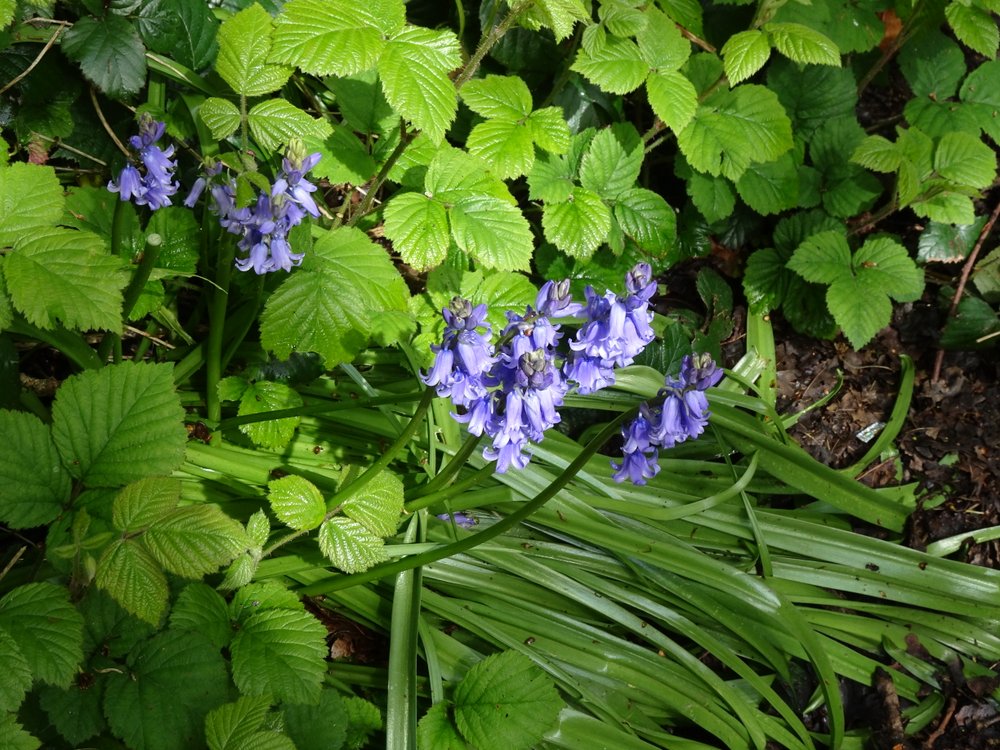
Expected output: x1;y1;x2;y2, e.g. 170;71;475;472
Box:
90;87;131;157
931;198;1000;383
0;25;63;96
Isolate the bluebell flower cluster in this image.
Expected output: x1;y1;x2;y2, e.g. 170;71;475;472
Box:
425;269;660;472
108;115;179;210
612;353;723;485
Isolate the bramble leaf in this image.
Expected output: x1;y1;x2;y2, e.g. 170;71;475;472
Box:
205;695;274;750
137;0;219;71
918;219;986;264
96;539;169;625
0;628;31;712
636;7;690;71
283;690;350;750
960;60;1000;145
526;107;572;154
646;70;698;133
142;505;248;578
230;607;327;704
946;1;999;57
571;25;648;95
383;192;451;270
417;702;466;750
341;470;404;537
198;97;241;142
0;715;39;750
721;30;771;84
461;75;532;120
0;163;63;247
170;584;232;650
764;22;840;66
112;476;179;532
735;152;799;215
851;135;900;172
518;0;589;41
826;274;892;349
215;4;292;96
450;195;533;271
743;246;791;313
613;187;676;255
934;130;997;188
269;474;326;531
51;362;187;487
787;230;852;285
61;15;147;98
898;30;965;100
235;380;304;450
542;187;612;259
248;99;333;152
854;236;924;302
579;124;643;201
0;583;83;687
303;125;377;185
466;118;536;179
318;517;388;573
453;651;563;750
0;410;70;528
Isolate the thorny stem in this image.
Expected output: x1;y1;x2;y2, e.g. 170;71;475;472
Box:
347;121;414;227
453;0;535;90
932;196;1000;382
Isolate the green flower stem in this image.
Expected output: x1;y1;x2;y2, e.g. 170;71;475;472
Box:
404;463;494;514
408;432;483;499
220;279;264;373
205;240;237;435
453;0;535;90
385;514;423;750
8;319;101;370
296;408;636;596
97;232;164;364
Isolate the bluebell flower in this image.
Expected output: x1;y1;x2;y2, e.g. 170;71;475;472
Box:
613;353;723;484
108;115;178;210
423;298;495;410
436;511;476;529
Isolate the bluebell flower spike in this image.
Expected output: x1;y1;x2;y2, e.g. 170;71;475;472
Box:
108;115;179;211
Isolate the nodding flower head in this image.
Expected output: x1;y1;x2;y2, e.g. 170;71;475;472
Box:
108;114;178;211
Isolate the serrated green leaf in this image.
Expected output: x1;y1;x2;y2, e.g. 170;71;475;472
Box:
677;84;793;180
826;273;892;348
231;608;327;704
303;125;377;186
721;30;771;84
765;22;840;66
636;7;690;71
38;678;107;746
0;262;13;330
767;61;856;137
379;26;462;143
743;246;790;313
898;29;966;100
904;98;982;139
686;171;736;224
0;163;63;246
268;474;326;531
260;226;410;366
821;165;882;218
112;476;180;531
461;75;532;120
525;107;571;154
450;194;533;271
850;135;900;172
0;715;39;750
4;227;127;331
914;190;976;225
145;206;200;273
205;695;273;750
341;470;403;536
571;24;648;95
735;151;799;215
383;192;451;270
787;230;852;285
96;539;169;625
217;375;248;403
51;362;187;487
946;1;999;57
249;99;332;152
646;70;698;133
466;118;536;179
199;97;241;141
237;380;304;450
599;0;648;36
231;582;304;621
77;587;156;659
0;628;31;712
270;0;397;76
579;124;643;200
465;270;539;334
247;509;270;547
918;218;986;264
960;60;1000;144
343;696;383;750
284;691;350;750
170;583;233;650
137;0;219;71
417;702;467;750
318;517;388;573
527;151;574;203
942;294;1000;349
770;0;882;53
104;629;229;750
855;235;924;302
542;187;611;260
518;0;589;41
61;15;147;98
453;651;563;750
0;410;70;528
934;131;997;188
613;187;676;255
216;4;292;96
219;553;258;591
0;583;83;687
425;147;509;203
143;505;247;578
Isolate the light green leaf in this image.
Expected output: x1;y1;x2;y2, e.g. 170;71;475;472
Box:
260;226;410;366
303;125;377;185
787;230;852;285
231;582;304;619
219;554;258;591
270;0;401;76
613;187;676;255
0;410;70;528
946;1;999;57
205;695;273;750
142;505;248;579
721;30;771;84
826;273;892;348
112;476;180;532
247;509;271;548
735;152;799;215
579;124;643;201
453;651;563;750
677;84;793;180
231;607;327;704
571;24;648;95
215;4;292;96
646;70;698;133
0;163;63;247
283;690;350;750
341;470;403;537
461;75;532;120
960;60;1000;144
0;716;39;750
425;147;510;203
764;22;841;66
636;7;690;71
60;15;147;98
318;517;388;573
4;227;127;331
104;629;229;750
686;171;736;224
199;97;241;141
51;362;187;487
0;628;32;712
217;375;248;403
170;583;233;650
542;187;611;259
518;0;589;41
934;131;997;188
0;583;83;687
237;380;304;450
383;192;451;270
850;135;901;172
248;99;332;152
914;190;976;225
527;151;574;203
268;474;326;531
417;702;467;750
465;271;539;334
450;195;533;271
96;539;169;625
466;118;536;179
854;235;924;302
379;26;462;143
525;107;571;154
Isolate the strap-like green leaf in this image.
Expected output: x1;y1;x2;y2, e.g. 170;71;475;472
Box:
216;4;292;96
0;583;83;687
0;410;70;528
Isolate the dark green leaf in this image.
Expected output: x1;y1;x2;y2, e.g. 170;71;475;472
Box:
0;583;83;687
61;15;147;98
0;410;70;528
283;689;350;750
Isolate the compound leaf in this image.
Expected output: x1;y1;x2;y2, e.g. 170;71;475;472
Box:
0;583;83;688
461;75;532;120
235;380;304;450
142;505;248;578
340;470;404;537
216;4;292;96
170;583;233;650
542;187;611;260
526;107;572;154
764;22;840;66
646;70;698;133
199;97;241;142
787;230;852;285
0;163;63;247
0;410;70;528
721;30;771;84
613;187;676;255
571;25;648;95
450;194;533;271
579;124;643;201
